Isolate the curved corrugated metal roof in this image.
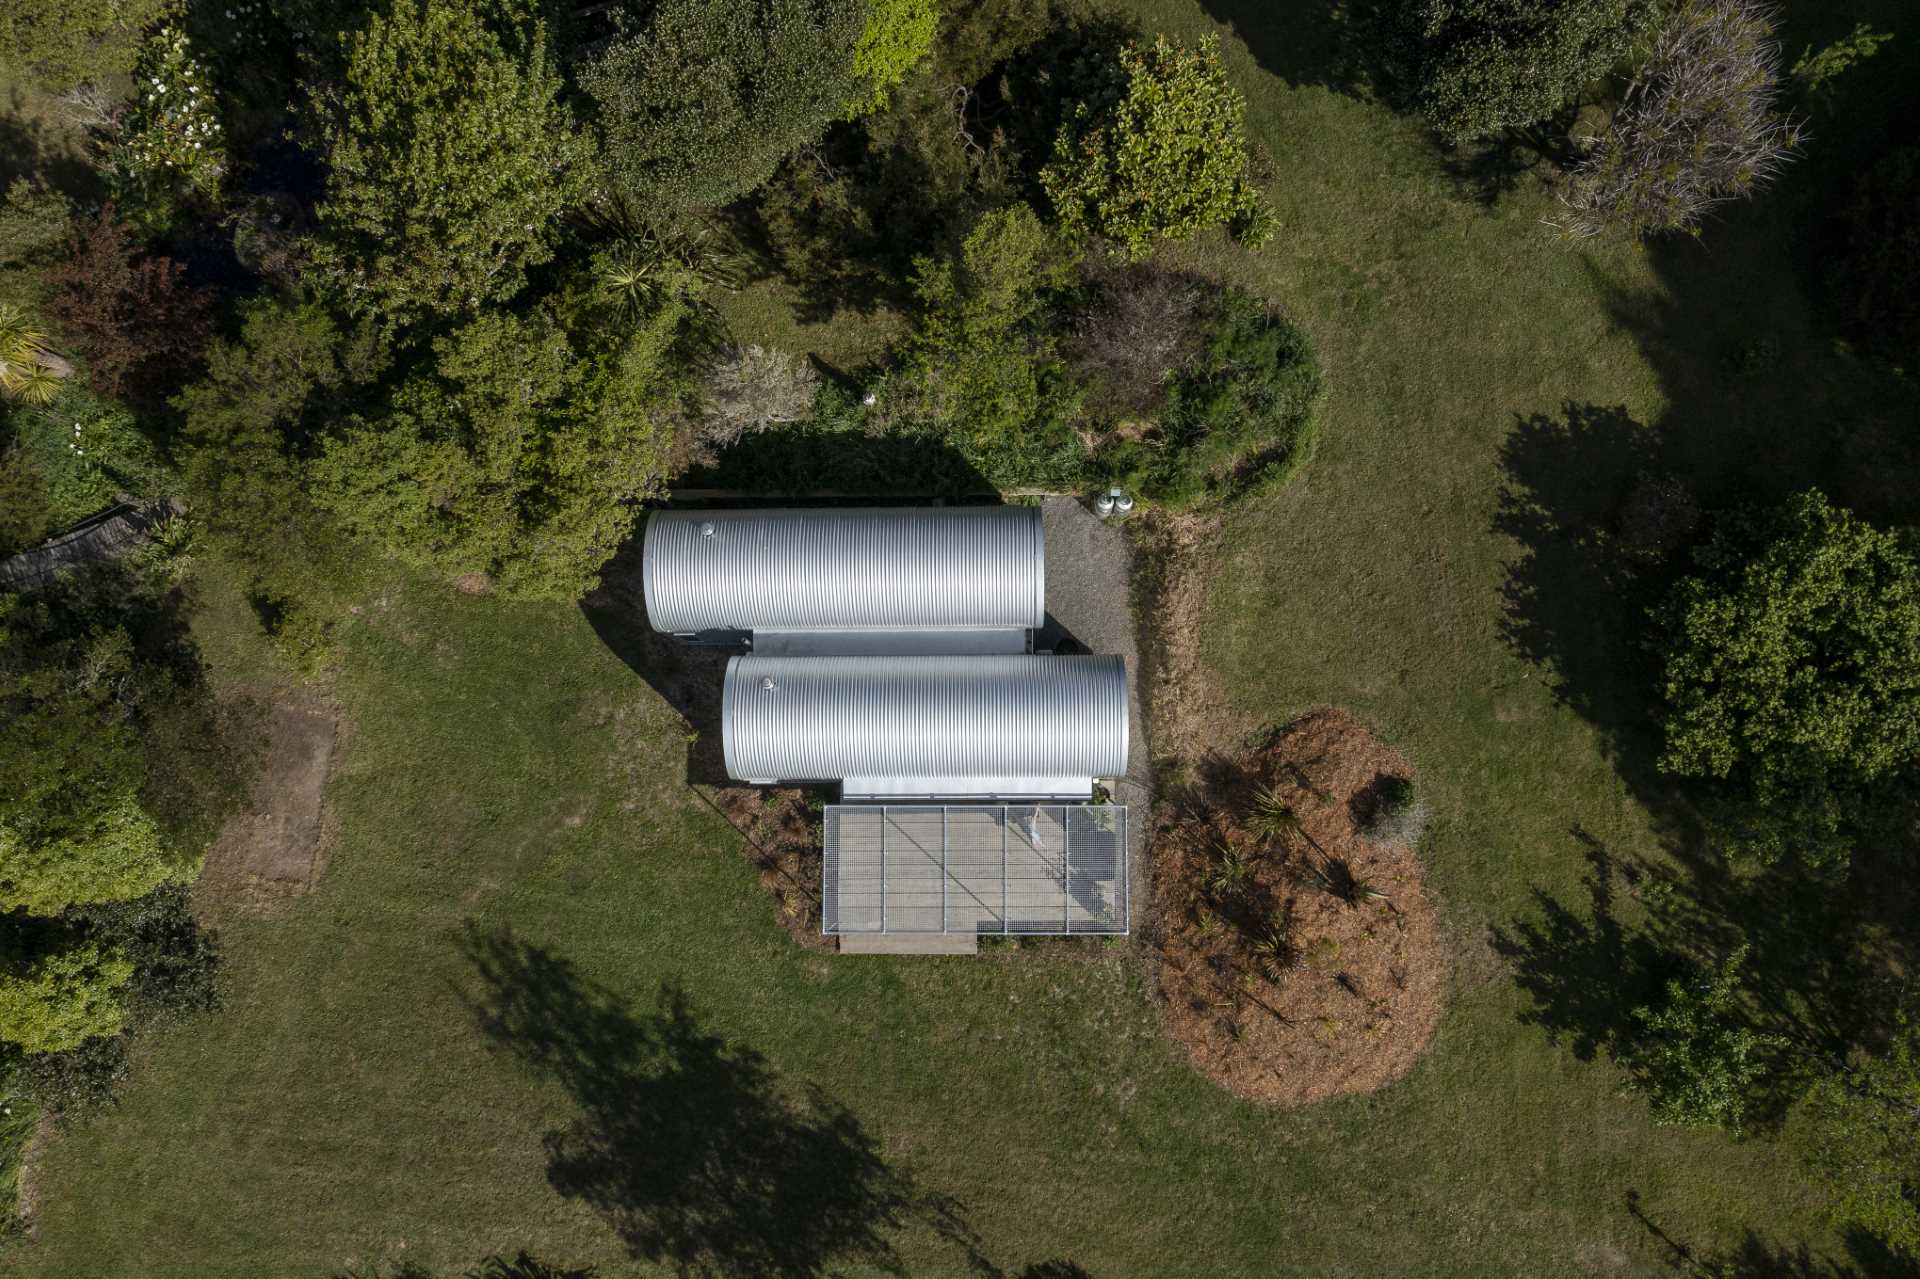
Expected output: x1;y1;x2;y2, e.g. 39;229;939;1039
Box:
643;507;1044;633
722;655;1127;786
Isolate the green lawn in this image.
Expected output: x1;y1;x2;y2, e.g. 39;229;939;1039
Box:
8;3;1919;1276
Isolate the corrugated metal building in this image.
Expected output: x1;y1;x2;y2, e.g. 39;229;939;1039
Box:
641;506;1129;938
722;654;1127;800
643;507;1044;643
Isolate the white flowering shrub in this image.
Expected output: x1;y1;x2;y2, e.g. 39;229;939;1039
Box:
108;27;225;231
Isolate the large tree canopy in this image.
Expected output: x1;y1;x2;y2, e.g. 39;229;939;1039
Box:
1656;490;1920;864
309;0;593;323
1392;0;1650;144
579;0;866;220
312;301;682;599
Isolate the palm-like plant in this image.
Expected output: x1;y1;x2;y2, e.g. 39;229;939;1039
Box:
1246;783;1300;844
1248;908;1295;979
1307;853;1392;909
0;302;69;405
1205;836;1253;894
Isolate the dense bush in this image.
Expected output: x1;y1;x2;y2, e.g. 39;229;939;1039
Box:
312;299;683;599
1555;0;1802;240
0;0;172;90
1040;35;1267;260
1386;0;1650;144
847;0;940;116
0;570;249;916
1102;288;1321;509
175;298;385;657
0;180;74;303
878;203;1085;487
581;0;865;222
308;0;592;324
44;211;215;404
1805;1008;1920;1252
8;386;166;523
1826;145;1920;365
1620;946;1783;1133
0;940;132;1055
1656;490;1920;867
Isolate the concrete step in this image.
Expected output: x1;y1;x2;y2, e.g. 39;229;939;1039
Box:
838;932;979;956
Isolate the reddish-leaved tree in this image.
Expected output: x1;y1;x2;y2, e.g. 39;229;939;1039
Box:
45;208;214;402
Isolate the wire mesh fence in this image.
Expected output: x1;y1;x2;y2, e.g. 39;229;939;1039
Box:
823;804;1128;936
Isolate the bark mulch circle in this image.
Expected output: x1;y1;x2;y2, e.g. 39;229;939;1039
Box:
1146;707;1445;1106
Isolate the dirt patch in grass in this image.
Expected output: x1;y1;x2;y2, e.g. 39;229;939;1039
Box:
195;686;342;923
704;785;833;953
1130;511;1250;766
12;1112;54;1237
1144;708;1445;1106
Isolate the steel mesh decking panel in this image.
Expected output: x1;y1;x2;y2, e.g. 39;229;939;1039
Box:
823;804;1128;936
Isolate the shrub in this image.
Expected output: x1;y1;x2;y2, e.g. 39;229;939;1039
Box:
847;0;940;116
309;0;593;324
1555;0;1803;241
44;210;215;403
312;302;682;599
1062;260;1208;420
9;385;167;523
697;345;821;450
69;885;220;1029
0;179;75;292
9;1027;129;1115
1826;145;1920;366
0;941;133;1055
1040;35;1266;261
878;203;1086;488
0;0;172;90
1388;0;1650;144
1655;490;1920;867
1620;947;1783;1133
106;26;227;235
581;0;866;221
1804;1008;1920;1253
1101;288;1321;509
1358;776;1428;846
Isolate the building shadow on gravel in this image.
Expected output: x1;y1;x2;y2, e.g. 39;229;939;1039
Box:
461;926;999;1278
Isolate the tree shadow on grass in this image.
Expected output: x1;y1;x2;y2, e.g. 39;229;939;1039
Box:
1198;0;1372;97
461;926;997;1278
1624;1188;1920;1277
1493;401;1695;841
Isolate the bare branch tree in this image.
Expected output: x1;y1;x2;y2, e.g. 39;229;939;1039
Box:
696;344;819;449
1551;0;1804;241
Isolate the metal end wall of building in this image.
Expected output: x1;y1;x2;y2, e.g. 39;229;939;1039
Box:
721;655;1127;793
642;507;1045;634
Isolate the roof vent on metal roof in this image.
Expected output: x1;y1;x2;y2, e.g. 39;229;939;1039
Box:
760;675;778;691
699;520;716;538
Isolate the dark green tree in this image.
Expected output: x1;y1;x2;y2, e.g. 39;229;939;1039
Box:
311;300;683;599
309;0;593;324
579;0;865;221
1656;490;1920;866
1388;0;1650;144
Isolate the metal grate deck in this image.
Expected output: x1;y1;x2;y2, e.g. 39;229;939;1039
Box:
822;804;1128;936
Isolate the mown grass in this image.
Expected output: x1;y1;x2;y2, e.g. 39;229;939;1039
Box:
8;3;1919;1276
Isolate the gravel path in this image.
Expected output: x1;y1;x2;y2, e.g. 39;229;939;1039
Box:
1039;497;1152;927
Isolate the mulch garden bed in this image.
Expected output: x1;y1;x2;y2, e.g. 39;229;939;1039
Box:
1145;707;1445;1105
